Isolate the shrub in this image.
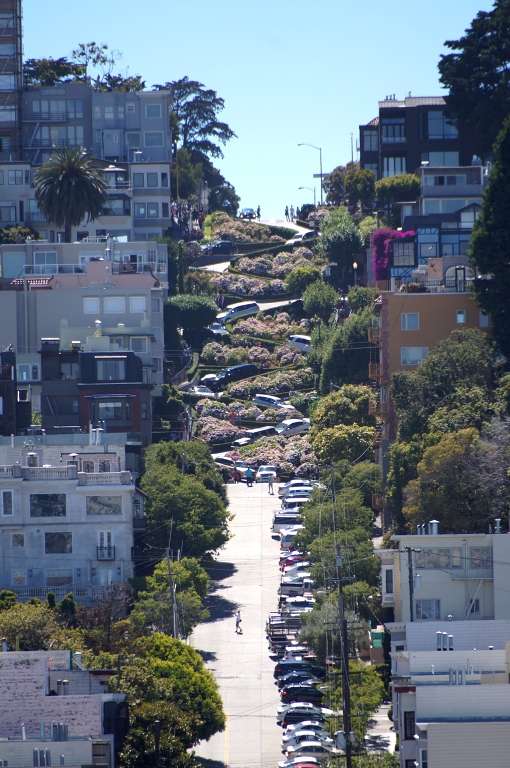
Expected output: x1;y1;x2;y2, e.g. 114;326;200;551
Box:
285;265;322;294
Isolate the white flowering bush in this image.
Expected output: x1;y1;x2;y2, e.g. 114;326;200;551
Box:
255;406;302;422
210;273;286;296
196;416;243;445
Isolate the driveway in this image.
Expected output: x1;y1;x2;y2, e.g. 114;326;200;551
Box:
192;481;283;767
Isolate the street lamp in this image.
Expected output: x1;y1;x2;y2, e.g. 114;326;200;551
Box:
352;261;358;286
299;185;316;254
298;143;323;205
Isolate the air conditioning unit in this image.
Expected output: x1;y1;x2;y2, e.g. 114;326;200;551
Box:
382;594;395;604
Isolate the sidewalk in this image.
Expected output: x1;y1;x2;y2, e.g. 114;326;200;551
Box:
363;703;396;753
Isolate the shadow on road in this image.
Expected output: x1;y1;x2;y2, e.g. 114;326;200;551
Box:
194;758;227;768
203;593;238;622
205;560;237;581
364;734;393;751
195;649;218;663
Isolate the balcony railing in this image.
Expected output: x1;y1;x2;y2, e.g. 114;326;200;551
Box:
369;362;382;379
97;546;115;561
24;212;48;223
369;398;389;416
24;111;69;122
22;264;84;276
29;467;72;480
84;472;125;484
368;326;381;343
376;278;475;294
9;585;111;600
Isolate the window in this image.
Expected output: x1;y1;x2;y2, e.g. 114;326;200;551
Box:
456;309;467;324
134;203;146;218
479;310;489;328
82;461;94;473
422;151;459;167
130;296;146;313
161;172;169;187
147;203;159;217
470;547;491;569
416;599;440;620
86;496;122;515
152;298;160;313
98;402;123;420
67;99;83;119
401;313;419;330
363;129;378;152
117;105;124;119
1;491;12;515
0;75;15;90
146;104;161;119
17;364;40;381
383;156;406;177
162;202;169;218
94;105;101;119
153;357;162;372
30;494;66;517
126;131;140;148
98;460;111;473
46;569;73;587
401;347;428;365
104;296;125;313
451;548;462;568
133;498;142;518
12;570;26;586
0;396;3;415
133;172;144;188
426;110;458;140
0;106;16;122
11;533;24;548
403;711;415;740
104;106;114;120
126;102;136;114
0;15;15;29
144;132;163;147
381;117;405;143
393;242;414;266
147;172;158;187
470;598;480;615
384;568;394;595
96;358;126;381
45;532;72;554
421;749;428;768
419;243;437;258
141;402;148;419
8;170;22;185
130;336;147;353
426;549;450;568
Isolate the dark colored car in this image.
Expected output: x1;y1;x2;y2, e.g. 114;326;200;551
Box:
239;208;257;219
200;240;236;255
280;685;324;705
274;660;315;679
208;363;258;392
277;672;319;689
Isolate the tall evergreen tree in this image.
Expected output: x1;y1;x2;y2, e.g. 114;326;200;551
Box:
469;116;510;357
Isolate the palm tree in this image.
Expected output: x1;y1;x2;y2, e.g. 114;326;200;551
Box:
34;147;109;242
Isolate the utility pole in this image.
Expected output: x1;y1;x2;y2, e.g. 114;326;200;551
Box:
153;720;161;768
336;548;352;768
401;546;419;622
166;520;180;639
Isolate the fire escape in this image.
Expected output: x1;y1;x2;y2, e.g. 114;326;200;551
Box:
368;317;387;518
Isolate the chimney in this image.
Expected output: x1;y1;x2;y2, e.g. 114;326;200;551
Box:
448;634;454;651
442;632;448;651
429;520;439;536
495;518;501;534
421;524;426;536
62;680;69;696
21;723;27;740
436;631;443;651
416;525;421;535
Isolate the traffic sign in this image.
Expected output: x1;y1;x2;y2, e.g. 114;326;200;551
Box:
230;451;241;461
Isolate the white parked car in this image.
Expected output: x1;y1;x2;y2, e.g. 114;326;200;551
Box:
278;479;314;497
282;730;334;750
275;419;310;437
285;230;317;247
191;385;215;397
289;334;312;353
256;465;278;483
283;721;330;737
216;301;259;323
252;393;288;409
285;741;333;759
283;487;313;501
208;322;229;337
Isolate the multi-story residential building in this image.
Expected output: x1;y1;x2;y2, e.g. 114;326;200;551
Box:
0;441;146;601
359;95;479;180
0;649;127;767
0;0;22;161
377;527;510;768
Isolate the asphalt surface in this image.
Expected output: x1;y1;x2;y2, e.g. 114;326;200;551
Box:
192;481;284;768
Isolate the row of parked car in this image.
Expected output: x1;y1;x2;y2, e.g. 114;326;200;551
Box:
267;485;341;766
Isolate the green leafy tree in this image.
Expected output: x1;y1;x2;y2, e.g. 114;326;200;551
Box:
147;440;227;505
320;306;373;391
166;294;218;342
438;0;510;156
285;265;322;294
375;174;421;203
324;162;359;205
311;424;375;465
295;490;374;550
23;57;84;86
343;459;382;509
358;215;378;248
310;385;375;435
155;77;236;161
0;225;42;244
344;169;376;212
302;280;338;322
171;147;203;200
319;207;363;290
469;116;510;357
34;148;108;242
347;285;379;314
307;530;380;590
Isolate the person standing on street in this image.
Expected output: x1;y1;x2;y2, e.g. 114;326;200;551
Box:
268;474;274;495
245;467;253;487
285;206;289;221
290;205;295;221
257;205;261;220
235;610;242;633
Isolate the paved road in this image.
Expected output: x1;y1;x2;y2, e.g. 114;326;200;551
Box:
193;481;283;768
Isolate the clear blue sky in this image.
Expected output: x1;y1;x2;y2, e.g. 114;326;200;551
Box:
23;0;493;219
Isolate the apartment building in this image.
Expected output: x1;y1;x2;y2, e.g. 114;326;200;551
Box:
0;440;146;601
359;95;478;180
0;649;127;768
0;0;22;161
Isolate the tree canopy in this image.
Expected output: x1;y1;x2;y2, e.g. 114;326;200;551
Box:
319;207;363;291
344;169;376;212
302;280;338;323
34;148;109;242
324;162;359;205
310;385;375;434
469;116;510;357
438;0;510;155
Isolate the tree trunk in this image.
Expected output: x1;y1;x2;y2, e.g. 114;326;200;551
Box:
64;220;72;243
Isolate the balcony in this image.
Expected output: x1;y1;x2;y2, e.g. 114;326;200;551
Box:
372;493;383;511
22;264;84;276
369;398;389;416
97;546;115;561
24;212;47;223
375;278;475;294
368;326;381;343
24;111;69;122
79;471;130;485
23;138;75;149
369;362;382;379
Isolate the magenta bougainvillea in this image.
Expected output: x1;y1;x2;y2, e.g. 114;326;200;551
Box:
371;228;415;280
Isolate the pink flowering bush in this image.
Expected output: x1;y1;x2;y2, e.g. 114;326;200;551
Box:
201;342;249;366
247;345;272;366
255;406;302;422
195;399;262;421
210;273;286;296
210;212;272;243
232;434;317;475
228;367;315;398
236;248;314;279
276;344;301;365
371;228;415;281
196;417;243;445
233;312;303;341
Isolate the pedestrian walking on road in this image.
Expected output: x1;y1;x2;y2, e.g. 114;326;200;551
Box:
232;468;240;484
235;610;242;634
290;205;295;221
257;205;261;220
245;467;253;487
285;206;289;221
268;474;274;495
